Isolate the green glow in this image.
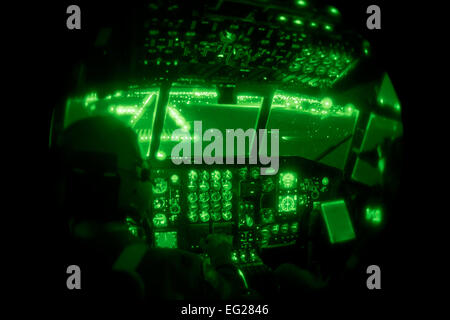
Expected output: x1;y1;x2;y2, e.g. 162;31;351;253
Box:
322;177;329;185
278;195;297;213
170;174;179;184
156;150;167;160
278;15;287;22
328;6;340;16
310;22;318;28
293;19;303;25
378;157;385;174
365;206;383;224
345;103;355;115
324;24;333;31
83;92;98;107
237;95;263;106
296;0;307;7
154;231;177;249
272;92;358;118
321;97;333;109
153;213;168;228
280;172;297;189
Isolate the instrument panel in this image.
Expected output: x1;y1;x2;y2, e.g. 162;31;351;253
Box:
147;157;343;266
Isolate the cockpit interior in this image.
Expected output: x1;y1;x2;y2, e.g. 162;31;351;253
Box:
49;0;404;301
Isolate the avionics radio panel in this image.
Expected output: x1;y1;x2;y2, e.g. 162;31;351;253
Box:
147;157;343;258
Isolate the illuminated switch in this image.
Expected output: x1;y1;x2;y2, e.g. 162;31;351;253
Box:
188;170;198;181
272;224;280;235
291;222;299;233
199;181;209;192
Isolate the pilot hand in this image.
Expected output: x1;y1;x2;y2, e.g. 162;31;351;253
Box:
200;233;233;268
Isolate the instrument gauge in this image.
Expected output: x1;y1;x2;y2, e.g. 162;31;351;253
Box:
153;213;168;228
152;178;168;194
222;210;232;221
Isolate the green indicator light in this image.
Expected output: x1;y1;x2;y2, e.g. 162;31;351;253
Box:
144;60;148;65
321;97;333;109
345;103;355;114
278;15;287;22
296;0;307;7
293;19;303;25
328;6;340;16
378;157;386;174
170;174;180;184
324;24;333;31
156;151;167;161
322;177;329;186
310;21;318;28
365;207;383;225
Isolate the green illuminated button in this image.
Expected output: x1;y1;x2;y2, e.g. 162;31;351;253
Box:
211;170;221;181
291;222;299;233
201;171;209;181
199;192;210;203
199;181;209;192
211;211;221;222
188;203;198;212
188;170;198;181
239;168;248;180
280;172;297;189
222;181;232;191
200;205;210;215
322;177;329;186
211;192;221;202
231;251;239;263
187;193;198;203
152;178;168;194
187;182;197;192
365;206;383;224
187;211;198;223
262;177;274;192
222;210;232;221
222;191;232;201
170;203;180;214
200;211;210;223
246;215;254;227
153;198;164;210
250;168;260;180
271;224;280;234
223;170;232;180
281;223;289;233
153;213;168;228
170;174;180;184
212;181;221;191
223;201;232;211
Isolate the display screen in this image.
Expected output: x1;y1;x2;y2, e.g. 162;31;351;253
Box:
154;231;178;249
